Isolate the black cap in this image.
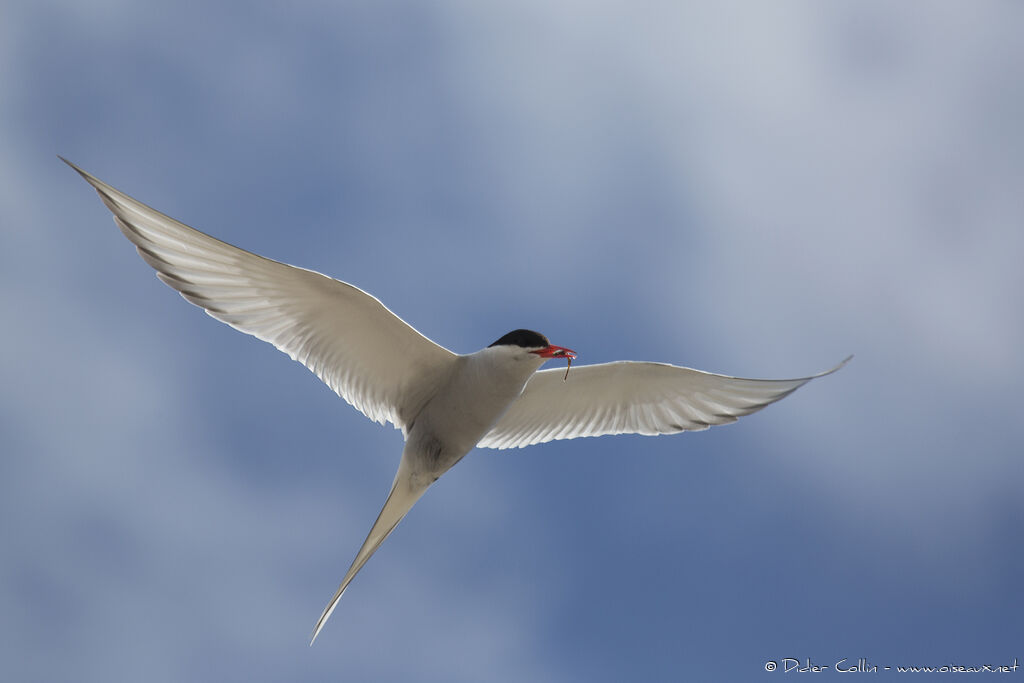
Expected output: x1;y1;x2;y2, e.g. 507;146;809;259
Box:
488;329;549;349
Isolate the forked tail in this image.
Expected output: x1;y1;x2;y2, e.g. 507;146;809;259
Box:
309;458;431;645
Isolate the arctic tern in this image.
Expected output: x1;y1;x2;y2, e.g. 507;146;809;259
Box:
63;158;849;644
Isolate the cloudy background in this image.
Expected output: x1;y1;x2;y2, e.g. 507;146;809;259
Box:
3;1;1022;680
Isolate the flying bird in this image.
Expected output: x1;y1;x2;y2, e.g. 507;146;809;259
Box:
63;158;849;644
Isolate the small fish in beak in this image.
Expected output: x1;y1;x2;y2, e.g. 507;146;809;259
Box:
532;344;577;381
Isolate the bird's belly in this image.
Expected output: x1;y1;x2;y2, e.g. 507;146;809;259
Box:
415;395;506;456
411;380;523;465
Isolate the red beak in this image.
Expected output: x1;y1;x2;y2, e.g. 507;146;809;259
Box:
531;344;577;360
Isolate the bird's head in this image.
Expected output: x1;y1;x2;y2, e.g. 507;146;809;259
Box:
488;329;577;377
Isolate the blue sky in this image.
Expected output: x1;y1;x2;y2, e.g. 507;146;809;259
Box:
3;1;1022;681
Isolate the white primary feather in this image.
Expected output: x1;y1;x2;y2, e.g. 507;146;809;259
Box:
478;357;851;449
61;158;454;431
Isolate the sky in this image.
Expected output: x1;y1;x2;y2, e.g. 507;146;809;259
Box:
2;1;1022;681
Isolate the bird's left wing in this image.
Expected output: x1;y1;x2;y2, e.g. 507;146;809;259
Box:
477;357;850;450
64;158;455;431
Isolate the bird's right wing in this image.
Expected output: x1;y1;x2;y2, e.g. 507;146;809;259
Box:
64;158;455;431
478;357;850;450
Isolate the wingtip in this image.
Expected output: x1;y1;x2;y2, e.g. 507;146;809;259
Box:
820;354;854;377
58;155;81;173
59;156;98;185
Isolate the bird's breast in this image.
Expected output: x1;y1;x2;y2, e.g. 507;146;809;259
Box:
410;354;537;460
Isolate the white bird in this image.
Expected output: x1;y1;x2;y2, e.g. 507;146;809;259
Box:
63;158;850;644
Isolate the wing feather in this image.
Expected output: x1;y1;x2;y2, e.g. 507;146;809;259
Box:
65;158;455;430
478;357;850;449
